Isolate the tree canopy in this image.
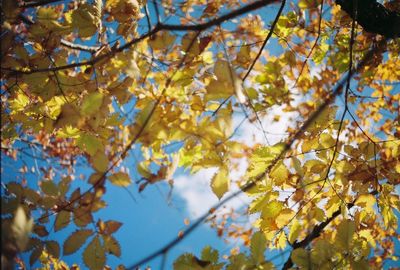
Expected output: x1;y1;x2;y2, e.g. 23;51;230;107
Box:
1;0;399;269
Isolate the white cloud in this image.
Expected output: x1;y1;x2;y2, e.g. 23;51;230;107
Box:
174;101;300;219
174;166;250;219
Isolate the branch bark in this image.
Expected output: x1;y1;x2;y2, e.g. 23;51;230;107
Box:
19;0;64;8
282;203;354;270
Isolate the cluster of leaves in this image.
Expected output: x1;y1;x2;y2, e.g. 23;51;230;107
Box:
1;0;399;269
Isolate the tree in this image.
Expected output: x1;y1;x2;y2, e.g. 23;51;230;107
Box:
1;0;399;269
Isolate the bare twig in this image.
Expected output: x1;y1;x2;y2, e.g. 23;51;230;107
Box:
242;0;286;81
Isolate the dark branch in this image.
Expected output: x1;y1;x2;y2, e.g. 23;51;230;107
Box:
242;0;286;81
161;0;279;31
19;0;64;8
282;202;355;270
3;0;279;75
336;0;400;38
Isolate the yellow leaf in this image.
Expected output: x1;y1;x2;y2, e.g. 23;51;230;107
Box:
356;194;376;213
288;219;301;244
359;229;376;248
261;200;283;219
109;172;131;187
270;162;289;185
68;4;97;38
148;31;176;50
210;166;229;199
276;231;287;250
275;208;295;228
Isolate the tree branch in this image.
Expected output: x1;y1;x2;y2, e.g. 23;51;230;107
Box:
3;0;279;75
242;0;286;81
282;202;354;270
19;0;64;8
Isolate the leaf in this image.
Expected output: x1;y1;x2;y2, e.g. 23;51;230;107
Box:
288;219;301;244
41;180;58;196
335;219;355;250
30;245;44;266
33;224;49;237
276;231;287;250
73;207;93;227
103;235;121;257
63;229;93;255
108;172;131;187
83;236;106;270
173;253;197;270
291;248;311;268
68;4;98;38
261;200;283;219
91;151;109;172
210;166;229;199
201;246;219;264
270;161;289;185
148;31;176;50
54;210;70;232
81;92;104;116
104;220;123;234
250;231;266;264
45;240;60;258
77;133;104;156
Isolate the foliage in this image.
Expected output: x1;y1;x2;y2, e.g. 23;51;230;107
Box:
1;0;399;269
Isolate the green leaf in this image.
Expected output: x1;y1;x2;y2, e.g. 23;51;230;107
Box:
227;253;251;270
83;236;106;270
77;133;104;156
250;231;266;264
108;172;131;187
173;253;198;270
91;151;109;172
54;210;70;232
201;246;219;264
210;166;229;199
40;180;58;196
63;229;93;255
81;92;104;116
335;219;355;250
291;248;311;268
